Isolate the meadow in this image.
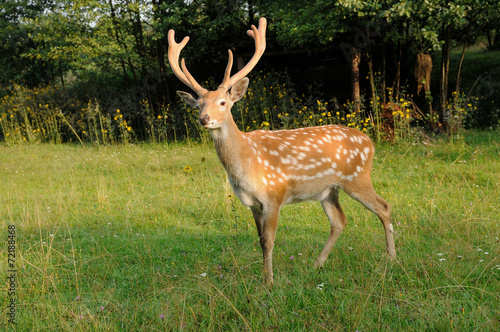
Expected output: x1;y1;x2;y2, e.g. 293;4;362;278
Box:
1;130;499;331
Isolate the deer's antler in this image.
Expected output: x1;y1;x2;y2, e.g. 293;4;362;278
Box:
167;30;208;96
168;18;267;95
219;17;267;91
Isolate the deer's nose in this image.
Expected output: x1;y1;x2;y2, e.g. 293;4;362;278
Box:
199;114;210;125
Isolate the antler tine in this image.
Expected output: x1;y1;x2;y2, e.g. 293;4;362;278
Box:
219;17;267;91
221;50;234;88
168;29;207;96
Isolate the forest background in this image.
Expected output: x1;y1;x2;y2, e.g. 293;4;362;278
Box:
1;0;500;144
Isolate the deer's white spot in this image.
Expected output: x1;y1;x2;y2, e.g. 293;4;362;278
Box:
264;160;270;167
262;177;268;185
336;153;340;160
356;165;362;172
331;162;337;169
364;147;370;155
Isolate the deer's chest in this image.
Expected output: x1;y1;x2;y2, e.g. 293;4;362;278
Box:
228;175;259;207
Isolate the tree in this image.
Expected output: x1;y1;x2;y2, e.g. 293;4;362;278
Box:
0;0;52;87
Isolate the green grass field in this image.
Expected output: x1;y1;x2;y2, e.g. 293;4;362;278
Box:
1;130;499;331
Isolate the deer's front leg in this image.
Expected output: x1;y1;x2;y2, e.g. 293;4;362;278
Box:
251;204;280;286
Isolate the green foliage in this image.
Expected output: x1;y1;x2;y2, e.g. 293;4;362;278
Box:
2;0;500;138
1;69;488;145
0;84;134;145
1;133;498;330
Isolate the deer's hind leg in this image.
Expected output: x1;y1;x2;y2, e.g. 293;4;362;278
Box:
314;187;348;268
343;178;396;260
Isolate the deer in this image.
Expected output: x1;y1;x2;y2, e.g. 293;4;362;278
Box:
168;18;396;285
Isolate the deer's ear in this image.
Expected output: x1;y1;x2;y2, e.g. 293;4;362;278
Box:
229;78;249;102
177;91;198;108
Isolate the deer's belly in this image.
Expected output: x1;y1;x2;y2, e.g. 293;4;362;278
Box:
284;186;333;205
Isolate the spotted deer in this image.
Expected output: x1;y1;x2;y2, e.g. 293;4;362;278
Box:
168;18;396;285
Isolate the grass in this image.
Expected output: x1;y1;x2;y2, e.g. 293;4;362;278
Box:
1;130;499;331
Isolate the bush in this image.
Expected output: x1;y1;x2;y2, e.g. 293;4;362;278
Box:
2;70;491;145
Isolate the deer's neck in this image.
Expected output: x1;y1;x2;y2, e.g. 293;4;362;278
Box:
210;120;251;181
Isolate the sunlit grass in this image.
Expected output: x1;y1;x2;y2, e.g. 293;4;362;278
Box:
1;131;499;330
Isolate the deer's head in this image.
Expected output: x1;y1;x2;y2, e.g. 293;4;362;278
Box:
168;18;267;130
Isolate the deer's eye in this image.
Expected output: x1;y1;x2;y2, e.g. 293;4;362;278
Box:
220;101;226;106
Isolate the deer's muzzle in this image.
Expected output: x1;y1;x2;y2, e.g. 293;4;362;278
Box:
199;114;210;126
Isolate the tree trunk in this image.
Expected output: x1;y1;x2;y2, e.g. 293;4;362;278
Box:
366;50;376;109
394;37;401;101
456;42;467;94
415;53;434;127
381;28;386;105
126;0;148;77
108;0;131;85
439;26;451;131
248;0;254;23
415;53;432;96
350;47;361;112
59;63;65;88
